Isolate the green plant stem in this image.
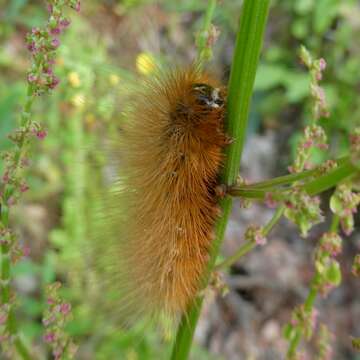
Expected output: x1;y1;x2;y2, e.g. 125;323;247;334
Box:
215;206;285;270
13;337;32;360
286;214;339;358
287;282;318;358
304;160;356;196
0;90;34;360
171;1;270;359
234;156;348;191
287;328;302;359
263;205;285;234
197;0;217;62
229;157;357;200
215;238;254;271
330;215;340;232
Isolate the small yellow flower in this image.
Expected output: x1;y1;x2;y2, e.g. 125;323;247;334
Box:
57;57;65;66
85;114;96;128
68;71;81;88
126;349;138;360
71;93;85;108
109;74;120;86
136;52;156;75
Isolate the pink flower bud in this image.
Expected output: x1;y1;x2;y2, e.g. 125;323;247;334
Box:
317;143;328;150
51;38;60;48
60;303;71;315
255;232;267;246
0;313;7;326
49;76;60;89
36;129;48;140
32;27;41;35
27;42;37;52
303;140;313;149
319;58;327;71
27;73;37;83
47;297;56;305
43;332;56;343
2;171;9;184
50;27;61;35
22;245;31;257
265;192;277;208
60;18;71;28
20;182;30;193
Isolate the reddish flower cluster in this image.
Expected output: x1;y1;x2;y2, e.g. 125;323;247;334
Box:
350;127;360;166
352;255;360;277
284;188;323;237
285;305;319;344
330;183;360;235
290;125;328;173
317;232;342;258
25;1;80;96
42;282;77;359
244;224;267;246
314;232;342;297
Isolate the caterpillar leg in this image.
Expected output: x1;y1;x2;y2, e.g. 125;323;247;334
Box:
215;184;228;198
224;134;234;145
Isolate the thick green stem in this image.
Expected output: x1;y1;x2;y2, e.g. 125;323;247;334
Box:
171;1;270;359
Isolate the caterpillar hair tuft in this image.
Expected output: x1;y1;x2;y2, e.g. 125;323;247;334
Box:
91;64;227;325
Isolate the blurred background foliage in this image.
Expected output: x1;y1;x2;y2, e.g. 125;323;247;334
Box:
0;0;359;358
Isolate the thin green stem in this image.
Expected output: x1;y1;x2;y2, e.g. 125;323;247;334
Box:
287;282;318;358
243;169;319;190
304;285;318;312
215;206;285;270
330;214;340;232
0;90;34;360
171;2;270;358
286;213;342;357
14;337;32;360
229;158;357;200
263;205;285;235
197;0;217;62
234;156;348;191
287;330;302;359
304;160;356;196
215;239;254;271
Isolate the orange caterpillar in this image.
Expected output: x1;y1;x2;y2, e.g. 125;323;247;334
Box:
93;65;227;324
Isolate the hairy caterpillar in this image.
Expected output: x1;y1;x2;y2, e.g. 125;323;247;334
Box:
91;65;227;325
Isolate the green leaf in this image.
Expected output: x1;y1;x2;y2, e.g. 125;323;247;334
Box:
294;0;314;14
313;0;339;34
284;72;311;103
329;193;343;215
283;324;295;340
326;260;342;285
254;64;287;91
5;0;27;21
291;19;309;39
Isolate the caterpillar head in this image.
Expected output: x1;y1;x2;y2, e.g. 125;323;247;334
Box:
191;83;225;110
